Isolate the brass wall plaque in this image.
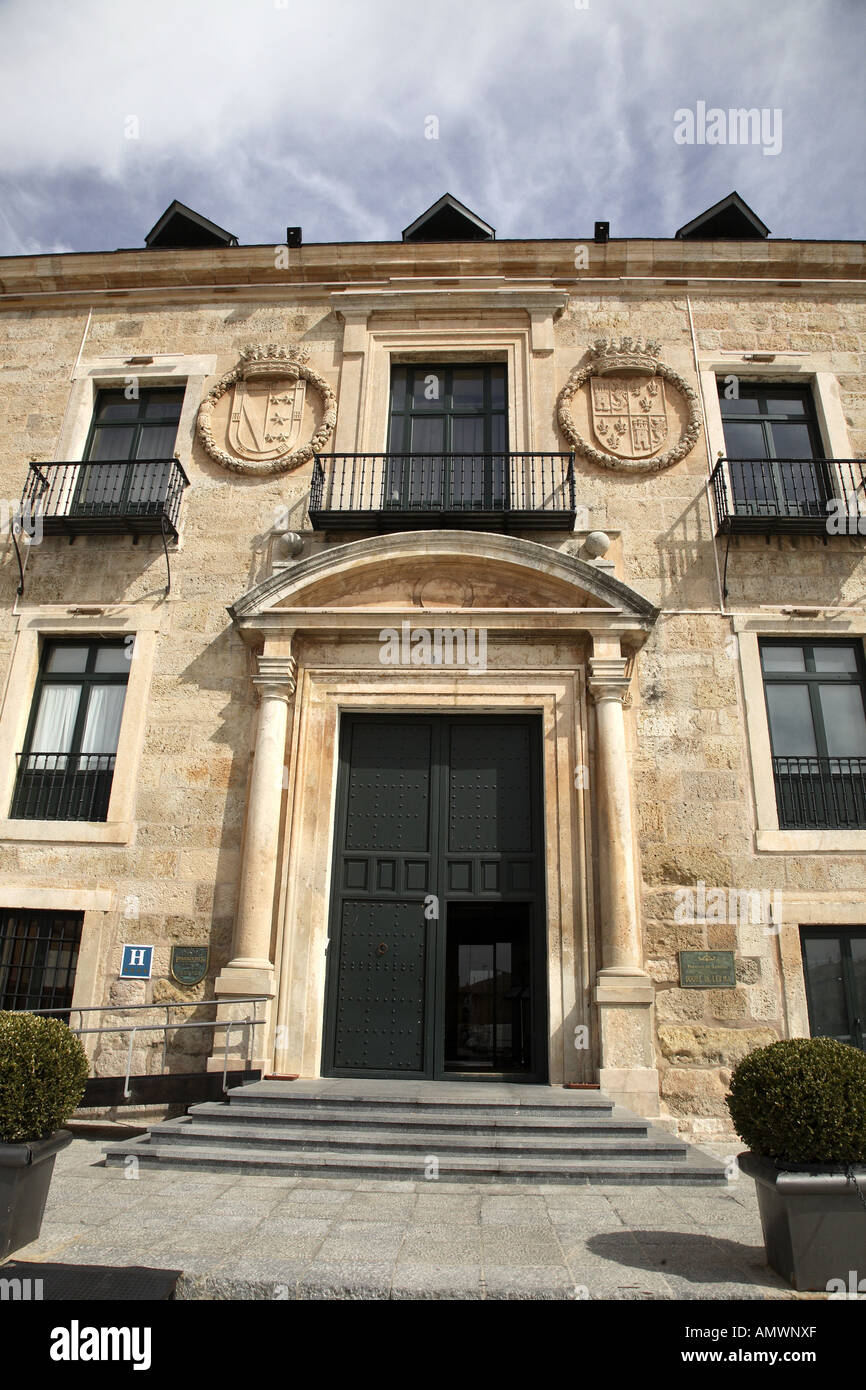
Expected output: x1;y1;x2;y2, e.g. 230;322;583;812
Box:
170;945;209;987
678;950;736;989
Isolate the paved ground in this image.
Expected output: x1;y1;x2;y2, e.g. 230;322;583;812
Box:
4;1134;823;1300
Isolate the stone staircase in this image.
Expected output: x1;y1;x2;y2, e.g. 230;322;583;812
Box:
102;1079;728;1185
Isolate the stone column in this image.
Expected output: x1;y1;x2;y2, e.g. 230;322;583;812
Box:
588;644;660;1117
211;651;296;1072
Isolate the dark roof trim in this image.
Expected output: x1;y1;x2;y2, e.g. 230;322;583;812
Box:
145;200;238;249
676;191;770;240
402;193;495;242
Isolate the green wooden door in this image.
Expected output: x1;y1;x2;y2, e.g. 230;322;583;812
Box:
323;715;546;1079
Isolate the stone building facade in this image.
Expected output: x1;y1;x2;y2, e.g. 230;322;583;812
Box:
0;194;864;1140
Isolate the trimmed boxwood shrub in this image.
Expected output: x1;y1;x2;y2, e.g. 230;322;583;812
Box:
0;1011;89;1144
727;1037;866;1164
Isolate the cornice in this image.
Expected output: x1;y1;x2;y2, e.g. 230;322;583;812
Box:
0;240;862;304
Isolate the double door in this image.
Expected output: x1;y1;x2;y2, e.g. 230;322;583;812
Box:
322;715;546;1080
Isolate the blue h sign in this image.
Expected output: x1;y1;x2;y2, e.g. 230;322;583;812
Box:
120;945;153;979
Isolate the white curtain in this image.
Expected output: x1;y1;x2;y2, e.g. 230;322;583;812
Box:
79;685;126;768
29;685;80;769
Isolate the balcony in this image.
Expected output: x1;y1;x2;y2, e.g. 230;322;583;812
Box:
710;457;866;535
10;753;116;823
773;756;866;830
309;453;576;531
21;458;189;540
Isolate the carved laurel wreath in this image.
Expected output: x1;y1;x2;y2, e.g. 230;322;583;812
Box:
197;346;337;476
557;359;702;474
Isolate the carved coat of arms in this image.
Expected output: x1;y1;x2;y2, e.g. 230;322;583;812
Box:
590;375;667;459
229;371;307;464
197;344;337;476
557;337;701;474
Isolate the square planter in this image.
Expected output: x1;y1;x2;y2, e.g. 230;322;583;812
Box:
739;1150;866;1291
0;1130;73;1260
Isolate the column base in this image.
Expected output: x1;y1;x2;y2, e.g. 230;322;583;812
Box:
594;967;660;1118
208;962;276;1074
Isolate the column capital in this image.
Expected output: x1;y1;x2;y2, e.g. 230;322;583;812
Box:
252;654;297;703
587;656;631;705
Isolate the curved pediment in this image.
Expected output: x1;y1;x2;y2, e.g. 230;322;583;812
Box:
229;531;658;628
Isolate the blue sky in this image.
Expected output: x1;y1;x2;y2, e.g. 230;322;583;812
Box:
0;0;862;254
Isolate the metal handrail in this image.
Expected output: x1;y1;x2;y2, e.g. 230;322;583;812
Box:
710;456;866;529
16;997;268;1098
310;452;576;520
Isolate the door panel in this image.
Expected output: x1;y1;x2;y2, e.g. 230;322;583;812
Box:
801;928;866;1050
324;715;546;1079
332;900;428;1072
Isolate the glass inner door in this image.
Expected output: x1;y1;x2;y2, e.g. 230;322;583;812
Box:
801;928;866;1051
444;904;532;1073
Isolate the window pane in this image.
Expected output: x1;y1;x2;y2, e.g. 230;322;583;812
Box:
819;686;866;757
768;421;818;460
764;392;809;416
409;416;445;453
88;425;136;461
30;685;80;754
850;937;866;1036
94;645;130;673
451;368;485;409
389;368;407;413
761;645;805;672
490;367;506;409
490;414;506;453
813;646;859;672
451;417;484;453
80;685;126;756
94;394;139;422
803;936;849;1039
718;388;761;415
722;420;767;459
143;391;184;419
411;370;444;409
765;684;817;755
388;414;406;452
46;645;90;673
135;423;178;459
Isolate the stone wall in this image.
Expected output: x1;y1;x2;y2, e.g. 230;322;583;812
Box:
0;238;863;1126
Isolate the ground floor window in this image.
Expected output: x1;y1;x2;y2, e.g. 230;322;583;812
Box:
0;909;83;1017
800;927;866;1051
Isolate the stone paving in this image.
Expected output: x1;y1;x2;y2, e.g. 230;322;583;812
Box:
7;1135;816;1300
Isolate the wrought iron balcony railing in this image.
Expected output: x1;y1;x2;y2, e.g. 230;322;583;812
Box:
309;453;576;531
773;755;866;830
710;457;866;535
10;753;116;822
21;458;189;540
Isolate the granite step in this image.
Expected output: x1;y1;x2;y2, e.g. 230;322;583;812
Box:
184;1100;648;1136
136;1117;687;1159
101;1079;728;1185
102;1137;726;1184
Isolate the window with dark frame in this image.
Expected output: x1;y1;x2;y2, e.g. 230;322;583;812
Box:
717;380;830;518
0;909;84;1018
10;638;131;822
760;638;866;829
386;363;508;510
73;386;185;519
800;927;866;1052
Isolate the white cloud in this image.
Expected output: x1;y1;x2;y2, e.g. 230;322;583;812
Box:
0;0;862;252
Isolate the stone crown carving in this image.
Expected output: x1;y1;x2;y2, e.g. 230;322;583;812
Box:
590;336;661;376
197;343;336;476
